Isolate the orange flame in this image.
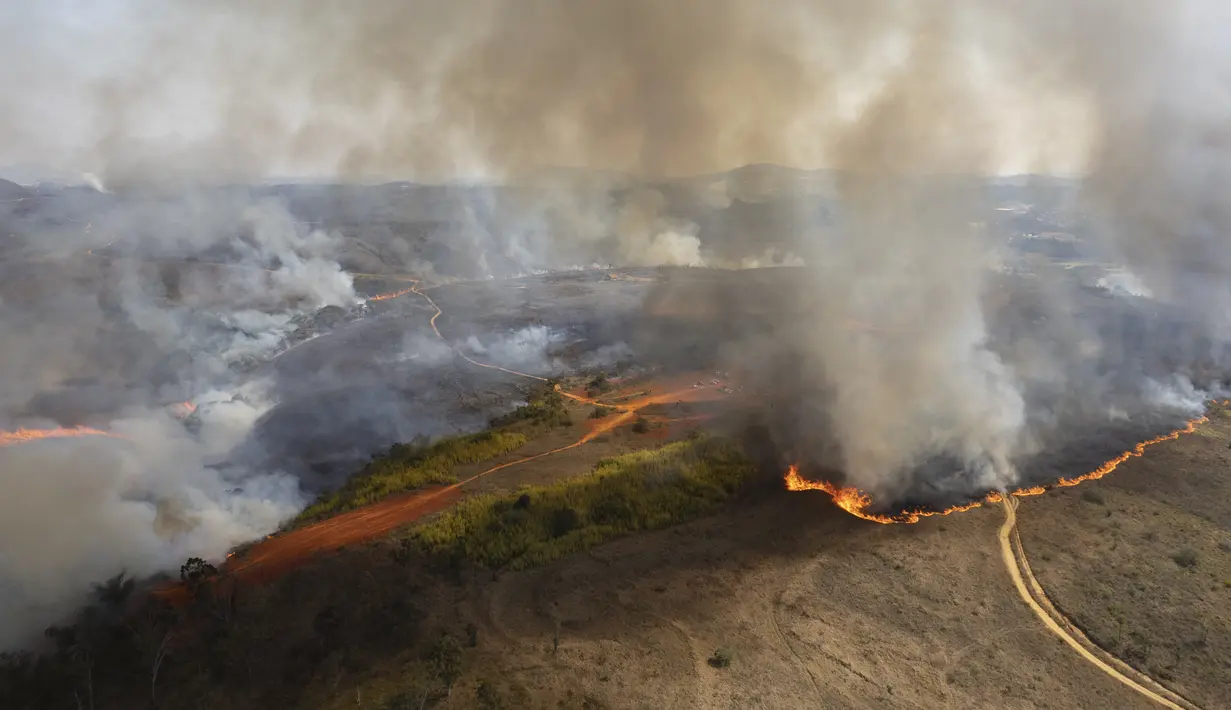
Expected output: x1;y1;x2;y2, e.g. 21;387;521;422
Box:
1052;415;1208;488
170;401;198;419
367;287;413;302
785;414;1209;524
0;426;121;448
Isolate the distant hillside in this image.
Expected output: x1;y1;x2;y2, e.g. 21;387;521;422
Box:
0;178;31;201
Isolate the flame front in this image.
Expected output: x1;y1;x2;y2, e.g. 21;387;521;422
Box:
785;414;1209;524
0;426;119;448
170;401;198;419
367;287;414;302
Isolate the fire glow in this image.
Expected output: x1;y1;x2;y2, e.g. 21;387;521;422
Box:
0;426;121;448
785;414;1210;524
170;401;198;419
367;287;414;302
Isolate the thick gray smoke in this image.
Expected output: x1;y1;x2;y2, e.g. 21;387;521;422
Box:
2;0;1230;643
0;398;303;651
0;195;361;649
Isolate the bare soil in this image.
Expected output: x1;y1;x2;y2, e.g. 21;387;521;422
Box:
283;490;1159;710
138;407;1231;710
1019;408;1231;709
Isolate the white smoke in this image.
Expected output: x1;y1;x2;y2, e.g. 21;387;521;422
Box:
1096;270;1154;299
1143;376;1212;414
737;248;806;270
81;172;108;193
464;325;568;375
0;193;365;649
388;332;456;367
0;392;303;650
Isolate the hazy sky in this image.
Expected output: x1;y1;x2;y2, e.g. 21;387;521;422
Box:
0;1;1199;183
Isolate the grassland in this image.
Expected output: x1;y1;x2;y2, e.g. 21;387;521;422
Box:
288;384;577;529
408;436;755;570
1018;405;1231;708
489;384;571;429
290;430;528;527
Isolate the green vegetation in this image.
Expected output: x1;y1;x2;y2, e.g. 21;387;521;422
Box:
292;430;528;526
0;437;755;710
490;384;570;429
428;633;463;696
709;648;733;669
586;372;613;397
289;381;576;529
408;437;754;570
589;405;615;419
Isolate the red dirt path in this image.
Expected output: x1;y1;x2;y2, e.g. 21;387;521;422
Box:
153;279;733;599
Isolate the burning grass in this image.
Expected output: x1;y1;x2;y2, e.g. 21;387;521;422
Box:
406;436;754;570
0;425;121;447
290;430;528;527
785;412;1212;524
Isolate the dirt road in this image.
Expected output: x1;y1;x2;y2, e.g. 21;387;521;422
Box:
998;497;1201;710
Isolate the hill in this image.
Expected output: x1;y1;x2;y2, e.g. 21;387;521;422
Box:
0;178;31;201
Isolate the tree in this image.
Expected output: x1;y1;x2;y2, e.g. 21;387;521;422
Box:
586;372;611;396
92;572;136;611
149;630;174;707
428;634;463;696
180;557;217;588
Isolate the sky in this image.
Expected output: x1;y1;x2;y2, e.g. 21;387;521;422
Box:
0;0;1201;184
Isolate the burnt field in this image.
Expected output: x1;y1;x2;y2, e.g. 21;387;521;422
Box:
245;263;1227;505
5;253;1222;508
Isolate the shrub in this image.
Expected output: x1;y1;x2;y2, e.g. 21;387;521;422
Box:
428;634;463;693
491;386;570;429
586;372;612;397
408;437;754;570
550;507;582;538
630;416;649;434
589;406;613;419
709;648;733;669
475;680;506;710
1172;548;1199;569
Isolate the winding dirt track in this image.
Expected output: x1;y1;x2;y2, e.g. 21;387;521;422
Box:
998;497;1201;710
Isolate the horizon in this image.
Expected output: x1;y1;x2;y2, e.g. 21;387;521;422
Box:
0;162;1085;190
